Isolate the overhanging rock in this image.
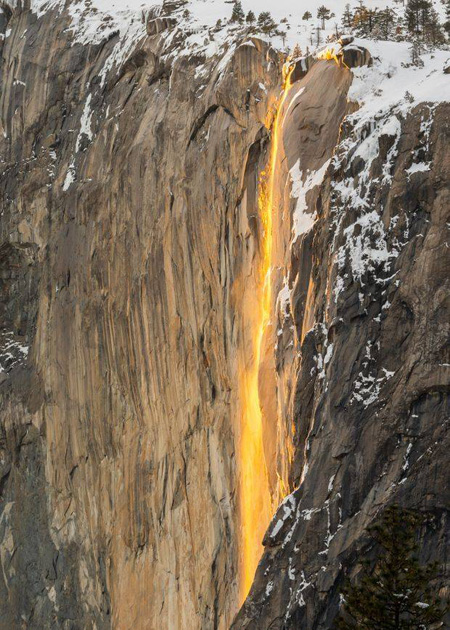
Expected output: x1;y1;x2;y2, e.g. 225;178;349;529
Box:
342;44;373;68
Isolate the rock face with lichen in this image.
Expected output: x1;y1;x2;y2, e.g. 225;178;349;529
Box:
0;2;448;630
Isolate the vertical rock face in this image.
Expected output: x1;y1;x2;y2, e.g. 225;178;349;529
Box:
0;5;284;629
233;90;450;630
0;4;449;630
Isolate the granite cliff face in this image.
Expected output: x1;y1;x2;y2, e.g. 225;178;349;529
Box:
0;2;448;630
233;93;450;630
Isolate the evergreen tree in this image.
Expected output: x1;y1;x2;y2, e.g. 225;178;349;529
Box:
405;0;432;36
341;3;354;29
423;7;444;44
405;0;444;44
336;505;447;630
292;43;303;58
374;7;398;39
257;11;277;34
444;0;450;38
246;10;255;24
317;5;332;29
410;35;425;65
315;24;322;44
230;0;244;24
353;5;378;36
302;10;313;21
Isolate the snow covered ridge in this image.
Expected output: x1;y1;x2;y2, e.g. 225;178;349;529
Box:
14;1;447;93
13;0;450;62
328;47;442;301
6;3;446;200
349;40;450;115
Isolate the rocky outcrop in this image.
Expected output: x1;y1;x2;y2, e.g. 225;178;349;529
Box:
342;44;372;68
233;97;450;630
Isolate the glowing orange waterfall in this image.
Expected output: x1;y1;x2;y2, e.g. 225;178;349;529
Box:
239;64;294;602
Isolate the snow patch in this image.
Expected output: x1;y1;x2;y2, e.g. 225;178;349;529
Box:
290;159;330;240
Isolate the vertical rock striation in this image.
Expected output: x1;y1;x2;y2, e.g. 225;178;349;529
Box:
0;4;285;628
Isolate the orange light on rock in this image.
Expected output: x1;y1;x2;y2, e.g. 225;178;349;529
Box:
238;63;294;603
317;45;341;65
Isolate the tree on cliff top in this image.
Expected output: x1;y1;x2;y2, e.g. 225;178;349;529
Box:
257;11;277;34
341;3;354;29
317;5;332;29
336;505;447;629
230;0;244;24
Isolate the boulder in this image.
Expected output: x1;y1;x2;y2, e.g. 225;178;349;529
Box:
342;44;373;68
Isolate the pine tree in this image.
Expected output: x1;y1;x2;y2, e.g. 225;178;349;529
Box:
353;5;378;36
230;0;244;24
292;43;303;58
374;7;397;39
316;24;322;45
246;10;255;24
410;36;424;65
405;0;444;44
341;4;354;29
257;11;277;34
317;5;332;29
302;10;313;21
336;505;447;629
423;7;444;44
353;4;368;35
405;0;432;37
444;0;450;38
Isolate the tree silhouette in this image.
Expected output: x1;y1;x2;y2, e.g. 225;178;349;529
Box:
405;0;431;36
257;11;277;34
230;0;244;24
317;5;332;29
374;7;398;39
336;505;447;629
246;10;255;24
353;5;378;36
292;43;303;58
341;4;354;29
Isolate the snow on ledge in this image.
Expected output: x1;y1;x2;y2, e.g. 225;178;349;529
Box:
290;159;330;240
